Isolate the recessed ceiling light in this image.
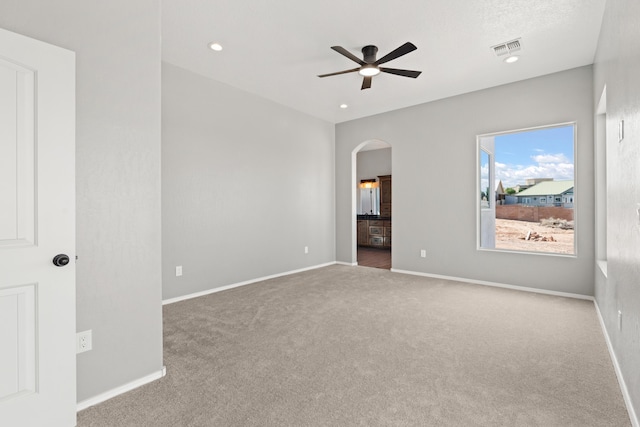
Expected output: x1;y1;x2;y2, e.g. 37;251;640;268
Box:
504;55;519;63
358;66;381;77
340;104;348;109
208;42;223;51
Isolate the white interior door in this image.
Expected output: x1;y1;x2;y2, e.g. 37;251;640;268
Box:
0;27;76;426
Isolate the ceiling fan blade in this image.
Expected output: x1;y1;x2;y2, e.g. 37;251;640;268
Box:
380;67;422;78
331;46;365;65
361;76;372;90
375;42;417;65
318;67;361;78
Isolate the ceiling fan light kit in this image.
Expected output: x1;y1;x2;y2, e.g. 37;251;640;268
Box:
359;65;381;77
318;42;422;90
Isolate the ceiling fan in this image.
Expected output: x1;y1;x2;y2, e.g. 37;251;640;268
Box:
318;42;422;90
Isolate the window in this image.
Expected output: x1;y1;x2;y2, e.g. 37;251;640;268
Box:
477;123;576;255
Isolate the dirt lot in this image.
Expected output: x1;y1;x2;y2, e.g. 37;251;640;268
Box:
495;218;575;254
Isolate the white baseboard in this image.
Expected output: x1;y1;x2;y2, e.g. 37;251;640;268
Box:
594;302;639;427
336;261;357;266
77;366;166;412
163;262;337;305
390;268;594;301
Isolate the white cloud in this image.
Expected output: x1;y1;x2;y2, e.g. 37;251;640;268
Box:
531;153;571;163
496;159;573;188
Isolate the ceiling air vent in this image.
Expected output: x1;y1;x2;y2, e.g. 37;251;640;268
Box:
491;38;522;56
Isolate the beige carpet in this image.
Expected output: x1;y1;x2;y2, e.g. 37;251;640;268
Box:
77;265;630;426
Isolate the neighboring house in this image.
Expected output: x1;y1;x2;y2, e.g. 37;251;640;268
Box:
495;180;506;205
514;180;574;207
504;195;518;205
513;178;553;194
525;178;554;186
513;184;531;193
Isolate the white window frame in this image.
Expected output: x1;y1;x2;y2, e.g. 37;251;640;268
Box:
476;122;577;257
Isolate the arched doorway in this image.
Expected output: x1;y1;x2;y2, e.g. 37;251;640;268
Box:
352;140;392;269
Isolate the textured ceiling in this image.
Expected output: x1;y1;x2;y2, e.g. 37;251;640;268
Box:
162;0;605;123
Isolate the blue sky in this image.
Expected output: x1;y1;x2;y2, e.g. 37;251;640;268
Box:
494;125;574;188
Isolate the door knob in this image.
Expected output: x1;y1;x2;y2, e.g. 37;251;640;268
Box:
52;254;70;267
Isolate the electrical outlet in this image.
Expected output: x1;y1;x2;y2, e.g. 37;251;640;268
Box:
176;266;183;276
77;330;92;354
420;249;426;258
304;246;309;254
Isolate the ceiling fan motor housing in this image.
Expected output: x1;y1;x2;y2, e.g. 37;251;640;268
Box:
362;45;378;63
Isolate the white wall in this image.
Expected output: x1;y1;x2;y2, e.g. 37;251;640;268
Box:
357;148;392;182
162;63;335;300
336;66;595;296
0;1;163;403
593;0;640;419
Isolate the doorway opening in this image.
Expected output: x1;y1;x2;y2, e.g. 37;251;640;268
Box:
352;140;391;269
